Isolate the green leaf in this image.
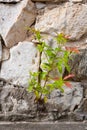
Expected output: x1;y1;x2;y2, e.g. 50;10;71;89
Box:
55;33;67;44
35;30;41;41
27;85;33;92
53;78;64;88
46;83;55;92
34;91;40;99
40;71;47;80
54;47;62;53
41;63;51;71
59;87;64;93
37;44;43;52
65;64;70;72
42;87;50;95
43;96;48;103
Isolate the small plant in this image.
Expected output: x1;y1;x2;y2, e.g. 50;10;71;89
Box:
27;29;79;106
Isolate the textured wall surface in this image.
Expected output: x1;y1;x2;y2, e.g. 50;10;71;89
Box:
0;0;87;122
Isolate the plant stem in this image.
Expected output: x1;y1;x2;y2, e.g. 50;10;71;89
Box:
37;51;42;84
40;47;60;99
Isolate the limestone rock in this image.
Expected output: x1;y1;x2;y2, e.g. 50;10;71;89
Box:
79;99;87;112
0;79;83;121
0;0;36;48
2;46;10;61
32;0;67;2
0;0;21;3
0;83;34;114
69;49;87;81
48;82;83;112
0;41;39;87
35;3;87;40
0;37;2;61
72;0;83;2
1;84;15;113
32;0;83;3
0;36;9;62
35;2;46;9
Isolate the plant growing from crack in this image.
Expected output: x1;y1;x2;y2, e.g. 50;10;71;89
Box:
27;29;79;107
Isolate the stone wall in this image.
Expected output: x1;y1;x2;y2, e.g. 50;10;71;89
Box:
0;0;87;122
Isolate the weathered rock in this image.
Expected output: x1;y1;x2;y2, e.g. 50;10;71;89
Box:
80;99;87;112
1;84;15;113
2;45;10;61
72;112;85;121
0;36;9;62
0;41;39;87
0;37;2;61
48;82;83;112
32;0;84;3
35;2;46;9
69;49;87;81
72;0;83;2
35;3;87;40
0;0;86;123
72;98;87;121
0;0;36;48
32;0;67;2
0;82;35;115
0;0;21;3
81;80;87;98
0;80;83;121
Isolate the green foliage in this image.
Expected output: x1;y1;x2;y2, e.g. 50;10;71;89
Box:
27;29;75;104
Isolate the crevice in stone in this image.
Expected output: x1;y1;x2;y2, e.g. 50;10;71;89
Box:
0;35;10;72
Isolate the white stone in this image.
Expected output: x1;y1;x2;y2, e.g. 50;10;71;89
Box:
33;0;83;2
17;100;29;112
35;3;87;40
2;46;10;61
35;2;46;9
0;36;9;62
49;82;83;112
32;0;66;2
71;0;82;2
1;41;39;87
0;0;21;2
0;38;2;61
0;0;36;48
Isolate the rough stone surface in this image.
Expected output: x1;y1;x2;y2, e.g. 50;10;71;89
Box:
0;80;83;121
0;83;34;114
35;2;46;9
2;45;10;61
72;0;82;2
79;99;87;112
81;80;87;98
69;49;87;81
0;0;87;123
32;0;85;3
0;36;2;61
0;122;87;130
48;82;83;112
0;0;21;3
0;0;36;48
32;0;67;2
72;98;87;121
35;3;87;41
0;41;39;87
